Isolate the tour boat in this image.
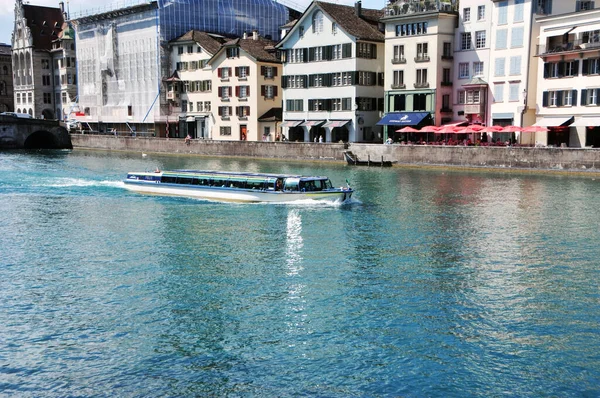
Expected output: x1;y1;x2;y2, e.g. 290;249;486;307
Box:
123;169;353;203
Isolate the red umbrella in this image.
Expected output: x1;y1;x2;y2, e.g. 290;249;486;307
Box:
522;125;548;133
501;125;523;133
485;125;505;132
419;125;440;133
396;126;420;133
464;124;485;132
436;125;460;134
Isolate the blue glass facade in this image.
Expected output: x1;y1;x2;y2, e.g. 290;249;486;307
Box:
157;0;288;41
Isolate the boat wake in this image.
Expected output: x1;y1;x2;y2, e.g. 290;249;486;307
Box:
40;178;124;189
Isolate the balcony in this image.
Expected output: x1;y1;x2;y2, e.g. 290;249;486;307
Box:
384;0;457;17
392;57;407;64
464;104;484;114
441;54;454;60
414;82;430;88
391;83;406;89
415;55;430;62
441;81;453;87
536;38;600;56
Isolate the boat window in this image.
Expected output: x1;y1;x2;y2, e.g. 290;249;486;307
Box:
177;177;194;185
161;176;177;184
213;179;227;187
246;179;265;190
229;179;246;189
284;178;300;191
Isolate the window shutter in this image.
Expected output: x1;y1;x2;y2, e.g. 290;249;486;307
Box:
572;90;578;105
582;59;589;76
370;72;376;85
218;68;222;78
371;98;377;109
378;72;384;86
581;89;588;105
558;62;565;77
282;76;287;89
247;107;250;116
261;66;266;76
247;86;250;96
557;91;563;106
236;86;240;97
235;106;240;117
218;107;223;116
576;1;581;11
303;75;308;88
573;60;579;75
352;71;359;85
308;47;315;62
342;43;352;58
378;98;384;111
261;85;265;96
542;91;548;107
218;86;223;97
543;63;550;78
371;44;377;59
597;89;600;106
273;67;278;77
235;67;239;77
229;107;232;115
303;48;309;62
228;87;232;97
324;99;331;111
325;73;332;87
273;86;278;97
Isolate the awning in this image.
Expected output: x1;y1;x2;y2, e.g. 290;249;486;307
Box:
442;120;468;127
572;117;600;127
186;116;195;122
377;112;430;126
280;120;303;128
323;120;350;128
300;120;325;127
570;25;600;34
533;116;574;127
544;27;575;37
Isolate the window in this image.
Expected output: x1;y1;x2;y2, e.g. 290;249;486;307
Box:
549;91;558;106
205;102;211;112
220;126;231;136
62;92;67;103
495;57;506;76
416;69;427;86
286;99;303;111
458;91;466;104
477;5;485;20
218;106;231;117
395;22;428;37
358;71;375;86
459;63;469;79
312;11;324;33
496;29;507;49
332;23;337;35
178;46;183;55
393;70;404;87
587;89;597;105
197;45;202;53
263;85;277;99
443;68;451;83
263;66;274;79
463;8;471;22
583;58;600;75
182;100;188;112
238;85;249;99
308;99;325;111
357;97;376;111
442;94;450;110
514;0;524;21
582;30;600;44
578;1;594;11
509;56;522;75
237;66;249;78
219;67;231;79
332;44;342;60
511;27;524;48
299;26;304;38
443;42;452;58
187;45;193;53
220;86;231;100
43;92;52;104
42;75;50;85
475;31;486;48
357;43;376;59
509;83;520;101
197;101;202;111
416;43;428;60
473;62;484;76
393;45;405;63
466;90;480;104
226;47;239;58
237;106;250;118
494;84;504;102
498;1;508;24
563;89;572;106
461;33;472;50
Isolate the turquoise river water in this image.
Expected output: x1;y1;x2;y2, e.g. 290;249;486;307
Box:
0;149;599;397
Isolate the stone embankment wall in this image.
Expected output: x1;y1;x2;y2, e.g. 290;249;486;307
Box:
71;134;600;172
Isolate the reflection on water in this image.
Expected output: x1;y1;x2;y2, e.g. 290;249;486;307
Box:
0;150;599;396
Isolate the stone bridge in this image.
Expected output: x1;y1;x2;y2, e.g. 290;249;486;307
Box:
0;116;72;149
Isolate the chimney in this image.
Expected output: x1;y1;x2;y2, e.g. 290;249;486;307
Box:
252;30;258;40
59;1;64;13
243;31;247;39
355;1;362;17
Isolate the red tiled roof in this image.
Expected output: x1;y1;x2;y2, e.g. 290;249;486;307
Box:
23;4;64;50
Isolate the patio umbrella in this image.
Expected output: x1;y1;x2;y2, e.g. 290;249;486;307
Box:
436;125;460;134
501;125;523;133
484;125;505;132
463;125;485;132
419;125;440;133
522;125;549;133
396;126;420;133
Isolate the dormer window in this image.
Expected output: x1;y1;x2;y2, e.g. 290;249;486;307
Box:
299;26;304;38
42;21;48;27
226;47;239;58
332;23;337;35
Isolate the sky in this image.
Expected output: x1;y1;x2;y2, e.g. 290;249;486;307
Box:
0;0;386;45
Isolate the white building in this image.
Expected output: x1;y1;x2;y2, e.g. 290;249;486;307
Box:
535;2;600;147
380;0;457;141
209;32;282;141
166;31;225;139
277;1;385;143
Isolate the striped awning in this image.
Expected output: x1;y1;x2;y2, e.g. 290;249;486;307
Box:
300;120;325;127
280;120;303;128
323;120;350;128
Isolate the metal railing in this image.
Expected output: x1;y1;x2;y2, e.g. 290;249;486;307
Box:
536;39;600;56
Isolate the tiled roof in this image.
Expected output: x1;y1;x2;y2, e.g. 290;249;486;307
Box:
315;1;384;42
0;44;11;56
23;4;64;50
281;19;298;29
171;30;226;55
223;36;280;63
258;107;282;122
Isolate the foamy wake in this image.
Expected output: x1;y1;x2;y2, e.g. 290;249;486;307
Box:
42;178;124;189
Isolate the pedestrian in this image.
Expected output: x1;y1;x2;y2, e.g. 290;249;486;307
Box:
319;135;323;143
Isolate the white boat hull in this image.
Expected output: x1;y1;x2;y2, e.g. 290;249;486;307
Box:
123;181;352;203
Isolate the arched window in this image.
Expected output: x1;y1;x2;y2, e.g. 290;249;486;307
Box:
28;108;33;116
312;11;323;34
0;81;5;95
17;108;21;113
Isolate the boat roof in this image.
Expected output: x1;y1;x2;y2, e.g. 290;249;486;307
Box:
129;170;330;180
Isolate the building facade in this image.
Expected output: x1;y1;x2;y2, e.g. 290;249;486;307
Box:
166;31;225;139
12;0;64;119
0;44;13;113
51;20;77;121
380;0;457;140
210;33;282;141
535;2;600;147
278;1;385;143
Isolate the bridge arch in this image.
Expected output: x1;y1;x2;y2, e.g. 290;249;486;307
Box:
23;130;60;149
